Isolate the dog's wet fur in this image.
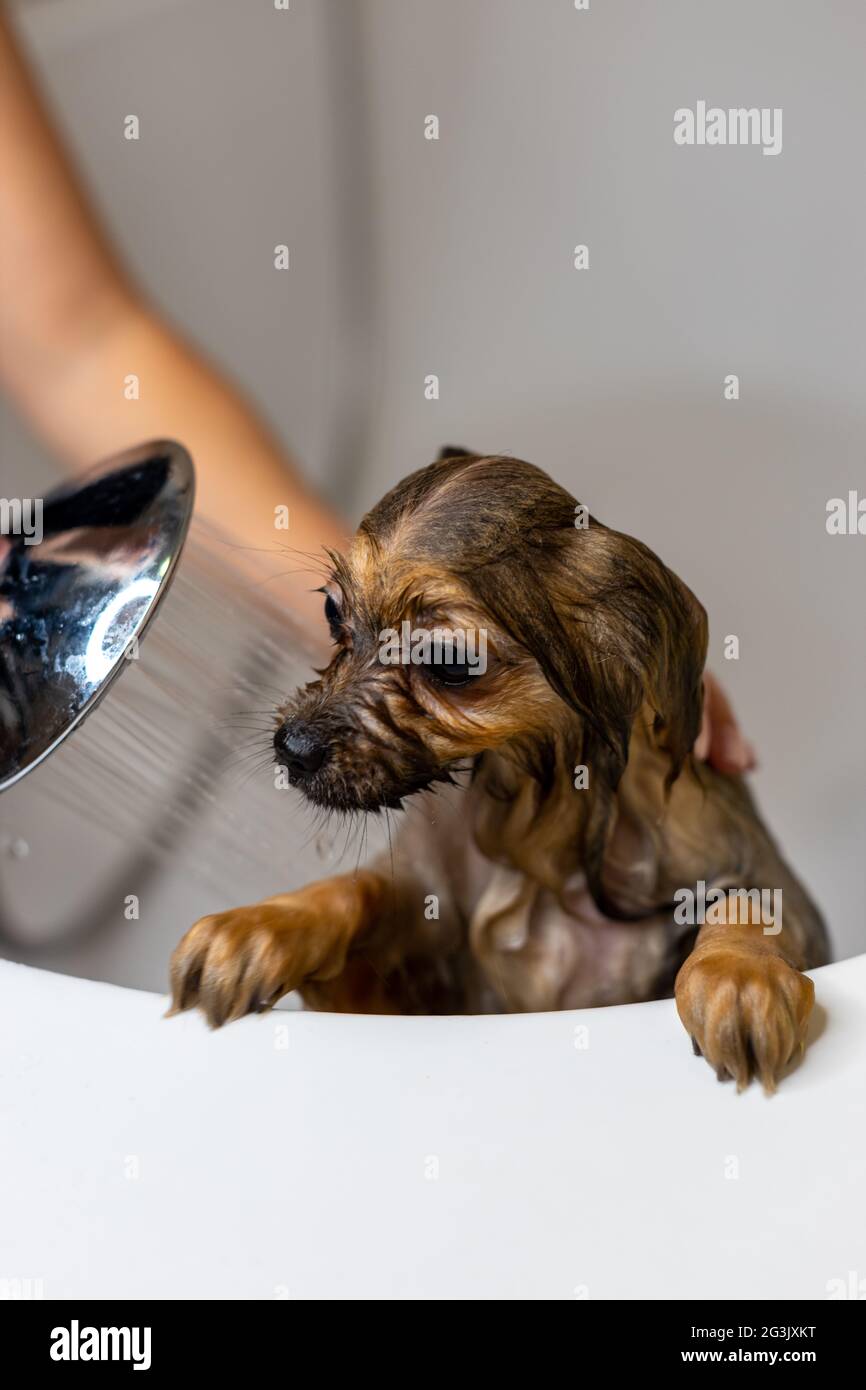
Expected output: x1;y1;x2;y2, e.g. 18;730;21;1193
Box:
170;450;829;1091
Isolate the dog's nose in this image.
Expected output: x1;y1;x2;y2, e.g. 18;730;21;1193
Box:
274;721;328;777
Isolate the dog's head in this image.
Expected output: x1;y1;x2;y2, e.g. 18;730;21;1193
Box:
274;450;707;823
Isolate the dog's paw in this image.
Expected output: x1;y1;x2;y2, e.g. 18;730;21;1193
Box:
675;945;814;1093
168;898;340;1027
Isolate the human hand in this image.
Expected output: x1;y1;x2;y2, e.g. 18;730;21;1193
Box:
693;671;757;775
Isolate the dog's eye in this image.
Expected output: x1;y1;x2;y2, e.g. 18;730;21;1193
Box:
323;594;342;635
422;659;473;688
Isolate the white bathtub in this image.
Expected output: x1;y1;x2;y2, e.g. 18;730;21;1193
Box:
1;952;864;1300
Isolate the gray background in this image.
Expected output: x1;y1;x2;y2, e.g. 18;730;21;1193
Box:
1;0;863;977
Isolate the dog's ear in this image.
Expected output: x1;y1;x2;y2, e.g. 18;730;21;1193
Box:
472;519;707;789
471;518;707;918
438;444;477;461
567;524;708;789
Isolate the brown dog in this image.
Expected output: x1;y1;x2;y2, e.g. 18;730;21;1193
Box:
169;450;829;1089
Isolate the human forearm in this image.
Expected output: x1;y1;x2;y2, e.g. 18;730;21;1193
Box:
0;12;346;636
32;300;348;623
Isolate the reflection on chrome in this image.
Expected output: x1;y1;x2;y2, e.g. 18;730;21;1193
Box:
84;578;160;685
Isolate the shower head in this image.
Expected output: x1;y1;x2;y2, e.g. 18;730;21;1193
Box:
0;440;194;793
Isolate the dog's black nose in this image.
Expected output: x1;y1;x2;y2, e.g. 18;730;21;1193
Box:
274;721;328;777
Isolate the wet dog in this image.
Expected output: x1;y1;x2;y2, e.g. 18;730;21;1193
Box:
169;450;829;1089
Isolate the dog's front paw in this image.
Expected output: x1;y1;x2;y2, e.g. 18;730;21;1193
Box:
675;945;814;1092
168;897;342;1027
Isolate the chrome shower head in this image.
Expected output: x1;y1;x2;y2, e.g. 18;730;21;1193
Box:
0;441;194;793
